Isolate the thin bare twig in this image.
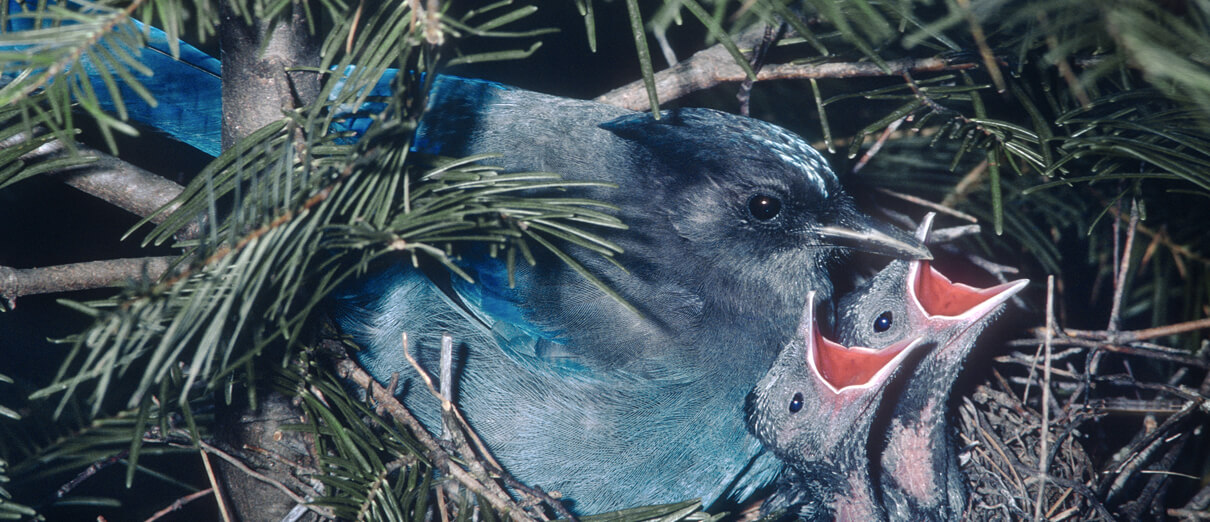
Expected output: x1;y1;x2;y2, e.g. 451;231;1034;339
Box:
402;333;572;520
144;488;215;522
197;444;233;522
333;344;543;521
1108;199;1140;334
942;159;990;209
873;187;980;223
852;116;906;173
737;23;783;116
1035;275;1055;521
56;451;127;499
1012;334;1209;369
1060;317;1210;344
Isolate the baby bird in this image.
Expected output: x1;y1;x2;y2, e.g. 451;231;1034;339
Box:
835;213;1029;520
750;214;1028;520
748;292;925;520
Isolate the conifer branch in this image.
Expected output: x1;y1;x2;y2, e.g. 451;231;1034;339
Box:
597;47;978;111
0;257;172;308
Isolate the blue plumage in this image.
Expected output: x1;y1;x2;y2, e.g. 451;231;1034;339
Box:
5;10;933;513
2;0;223;155
330;76;929;514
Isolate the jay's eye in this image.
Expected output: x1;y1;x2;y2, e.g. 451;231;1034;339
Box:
789;392;803;413
873;311;893;333
748;195;782;221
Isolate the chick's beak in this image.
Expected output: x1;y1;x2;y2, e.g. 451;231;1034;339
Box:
818;213;932;260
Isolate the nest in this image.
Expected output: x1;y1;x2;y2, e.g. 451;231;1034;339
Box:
958;383;1097;520
955;324;1210;521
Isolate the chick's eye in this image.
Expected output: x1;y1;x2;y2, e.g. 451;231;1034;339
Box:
789;392;803;413
873;311;893;333
748;195;782;221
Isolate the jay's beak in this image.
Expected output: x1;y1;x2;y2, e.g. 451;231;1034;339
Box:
819;211;931;260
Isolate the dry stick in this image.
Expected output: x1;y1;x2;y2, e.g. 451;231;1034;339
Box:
55;451;127;499
1034;275;1055;522
596;38;978;111
1094;375;1206;403
851;115;906;173
1013;335;1209;369
336;346;538;522
873;187;979;223
192;440;332;517
1108;199;1140;335
1080;198;1141;410
1007;461;1115;521
1102;400;1201;500
1060;317;1210;344
402;334;508;475
971;406;1028;495
197;445;234;522
925;225;982;244
402;334;570;521
737;23;782;117
1131;442;1189;519
941;159;990;209
144;488;215;522
1169;507;1210;521
0;256;174;307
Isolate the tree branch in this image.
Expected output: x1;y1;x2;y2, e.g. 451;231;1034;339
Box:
49;142;187;226
0;257;172;309
219;0;320;149
211;6;325;522
596;22;978;111
6;130;191;232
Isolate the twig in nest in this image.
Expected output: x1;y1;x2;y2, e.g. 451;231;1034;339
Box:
1108;199;1140;335
1100;400;1201;501
335;353;537;521
1059;317;1210;345
1034;275;1056;521
1014;334;1209;370
402;333;575;520
197;443;234;522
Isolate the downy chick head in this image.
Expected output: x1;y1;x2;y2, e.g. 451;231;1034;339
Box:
749;292;925;519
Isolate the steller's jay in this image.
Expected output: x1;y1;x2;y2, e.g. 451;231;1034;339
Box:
331;76;931;514
5;9;935;512
748;291;925;520
834;214;1028;520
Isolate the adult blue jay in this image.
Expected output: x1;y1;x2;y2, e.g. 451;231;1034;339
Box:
331;76;929;514
5;9;934;513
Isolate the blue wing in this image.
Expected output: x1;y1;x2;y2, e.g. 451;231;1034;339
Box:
3;0;399;156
